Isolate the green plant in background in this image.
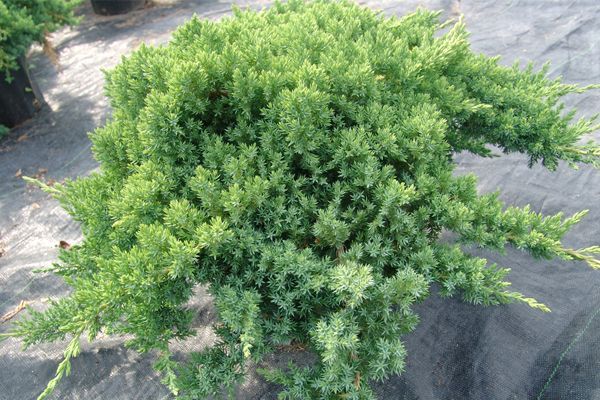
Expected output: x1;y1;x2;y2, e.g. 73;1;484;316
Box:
0;0;81;82
0;124;9;138
3;1;600;399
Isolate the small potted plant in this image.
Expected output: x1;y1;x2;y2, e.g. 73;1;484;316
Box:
0;0;80;129
90;0;145;16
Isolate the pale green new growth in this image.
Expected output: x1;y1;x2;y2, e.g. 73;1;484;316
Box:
4;1;599;399
38;332;82;400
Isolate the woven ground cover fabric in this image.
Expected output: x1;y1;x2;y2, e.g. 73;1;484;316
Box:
0;1;599;399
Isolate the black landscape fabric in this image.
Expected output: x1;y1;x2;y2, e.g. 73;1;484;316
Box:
0;1;599;399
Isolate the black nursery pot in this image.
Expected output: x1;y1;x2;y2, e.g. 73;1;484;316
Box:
91;0;145;15
0;58;44;129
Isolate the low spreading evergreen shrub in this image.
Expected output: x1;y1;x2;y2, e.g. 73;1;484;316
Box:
0;0;80;81
4;1;600;398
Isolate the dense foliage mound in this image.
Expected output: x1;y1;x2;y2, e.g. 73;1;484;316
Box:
4;1;600;399
0;0;80;81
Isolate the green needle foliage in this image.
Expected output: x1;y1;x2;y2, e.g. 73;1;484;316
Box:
0;0;81;81
4;1;600;399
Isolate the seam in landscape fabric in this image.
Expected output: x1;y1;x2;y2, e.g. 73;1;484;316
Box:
536;296;600;399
